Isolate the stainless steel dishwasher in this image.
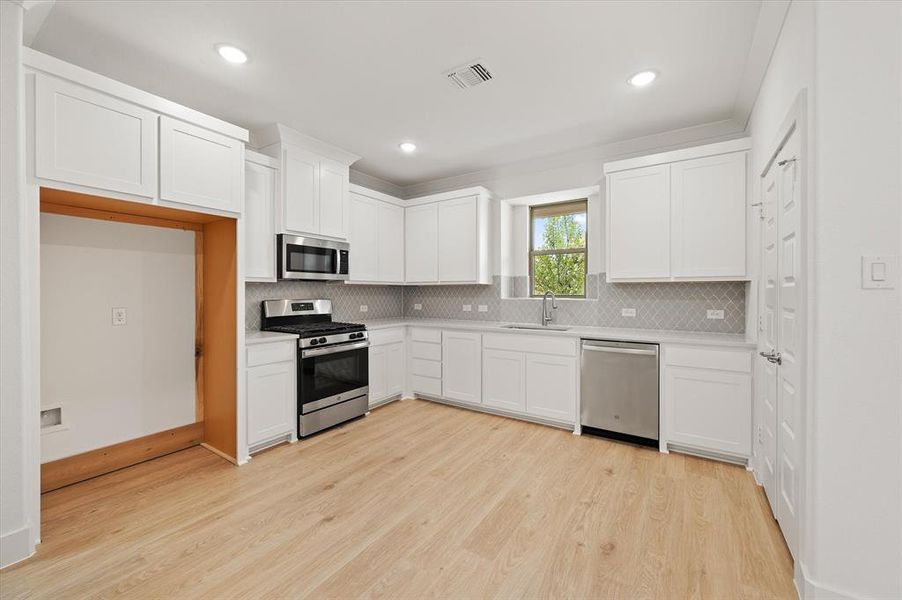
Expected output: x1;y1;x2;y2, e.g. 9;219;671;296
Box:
580;340;659;447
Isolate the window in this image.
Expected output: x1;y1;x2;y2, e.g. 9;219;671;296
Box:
529;199;587;297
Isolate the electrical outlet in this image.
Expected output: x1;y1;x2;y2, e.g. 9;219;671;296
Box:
112;307;127;326
621;308;636;318
477;305;488;312
359;305;368;313
462;304;472;312
757;426;764;445
707;309;725;320
414;303;422;311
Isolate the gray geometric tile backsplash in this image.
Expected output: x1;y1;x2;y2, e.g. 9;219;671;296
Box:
403;274;746;333
245;282;403;331
246;273;746;334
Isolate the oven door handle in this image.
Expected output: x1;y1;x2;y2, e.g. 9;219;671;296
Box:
302;340;370;358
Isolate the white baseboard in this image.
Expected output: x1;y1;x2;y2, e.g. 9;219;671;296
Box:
0;523;36;569
797;562;867;600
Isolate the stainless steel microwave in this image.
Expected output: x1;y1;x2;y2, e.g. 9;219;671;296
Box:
277;234;349;281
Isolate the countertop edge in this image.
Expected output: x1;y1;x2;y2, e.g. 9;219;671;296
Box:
361;319;755;349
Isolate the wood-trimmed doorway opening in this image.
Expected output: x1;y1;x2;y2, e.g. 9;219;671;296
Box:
39;188;238;493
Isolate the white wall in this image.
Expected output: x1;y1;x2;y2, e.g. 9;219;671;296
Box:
748;2;902;597
807;2;901;597
0;0;36;569
40;214;197;462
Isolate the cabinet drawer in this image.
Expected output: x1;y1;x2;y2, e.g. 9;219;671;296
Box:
410;374;442;397
410;340;441;361
247;341;296;367
664;345;751;373
370;327;405;346
483;333;577;357
410;327;442;343
410;358;441;378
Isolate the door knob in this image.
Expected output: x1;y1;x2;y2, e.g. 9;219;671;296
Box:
759;349;783;365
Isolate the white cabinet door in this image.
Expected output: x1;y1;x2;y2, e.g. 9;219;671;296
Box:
247;361;295;447
525;354;576;422
442;331;482;404
348;193;380;281
378;203;405;283
368;345;388;404
664;366;751;457
607;164;671;279
671;152;747;278
34;74;158;199
405;203;439;283
244;159;277;281
483;349;526;412
438;196;477;282
283;147;319;234
159;116;243;214
319;158;348;239
386;342;405;397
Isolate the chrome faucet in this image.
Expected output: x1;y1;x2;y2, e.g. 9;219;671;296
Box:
542;291;558;326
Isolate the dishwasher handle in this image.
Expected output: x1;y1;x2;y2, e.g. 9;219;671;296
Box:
582;345;657;356
581;341;658;356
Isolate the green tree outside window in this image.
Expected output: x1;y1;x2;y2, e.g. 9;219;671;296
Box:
530;200;587;297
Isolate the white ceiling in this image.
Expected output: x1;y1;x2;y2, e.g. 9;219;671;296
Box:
29;1;767;187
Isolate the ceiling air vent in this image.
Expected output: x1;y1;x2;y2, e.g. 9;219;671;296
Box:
444;60;494;89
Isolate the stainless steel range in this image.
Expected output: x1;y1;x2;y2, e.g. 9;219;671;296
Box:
261;299;368;437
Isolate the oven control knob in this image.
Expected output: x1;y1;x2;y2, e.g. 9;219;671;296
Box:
318;337;327;344
310;339;319;346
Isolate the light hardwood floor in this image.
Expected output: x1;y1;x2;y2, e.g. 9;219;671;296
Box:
1;399;796;599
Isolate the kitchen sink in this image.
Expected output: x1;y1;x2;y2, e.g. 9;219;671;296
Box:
501;323;571;332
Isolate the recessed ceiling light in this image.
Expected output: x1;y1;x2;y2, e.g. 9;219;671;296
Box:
215;44;248;65
628;70;657;87
399;142;417;153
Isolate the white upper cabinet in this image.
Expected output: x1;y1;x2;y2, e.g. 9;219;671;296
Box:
348;186;405;284
34;74;158;199
606;164;671;280
670;152;747;278
378;202;405;283
159;116;243;214
405;188;492;285
318;158;349;239
405;203;440;283
604;138;750;282
253;124;359;241
282;146;319;234
244;151;279;282
28;51;248;214
348;192;380;281
438;196;479;282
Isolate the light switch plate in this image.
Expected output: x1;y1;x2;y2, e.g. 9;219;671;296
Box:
862;255;897;289
477;305;488;312
621;308;636;318
462;304;472;312
707;309;725;320
414;303;422;311
111;307;127;326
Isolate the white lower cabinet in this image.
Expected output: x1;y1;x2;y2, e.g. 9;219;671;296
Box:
525;354;577;422
246;340;297;451
481;333;578;424
482;349;526;412
441;331;482;405
368;328;405;408
662;344;752;459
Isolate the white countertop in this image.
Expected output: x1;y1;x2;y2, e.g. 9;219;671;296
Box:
362;318;755;348
245;330;299;345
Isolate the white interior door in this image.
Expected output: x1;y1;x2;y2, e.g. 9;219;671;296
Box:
758;126;803;561
758;165;779;516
